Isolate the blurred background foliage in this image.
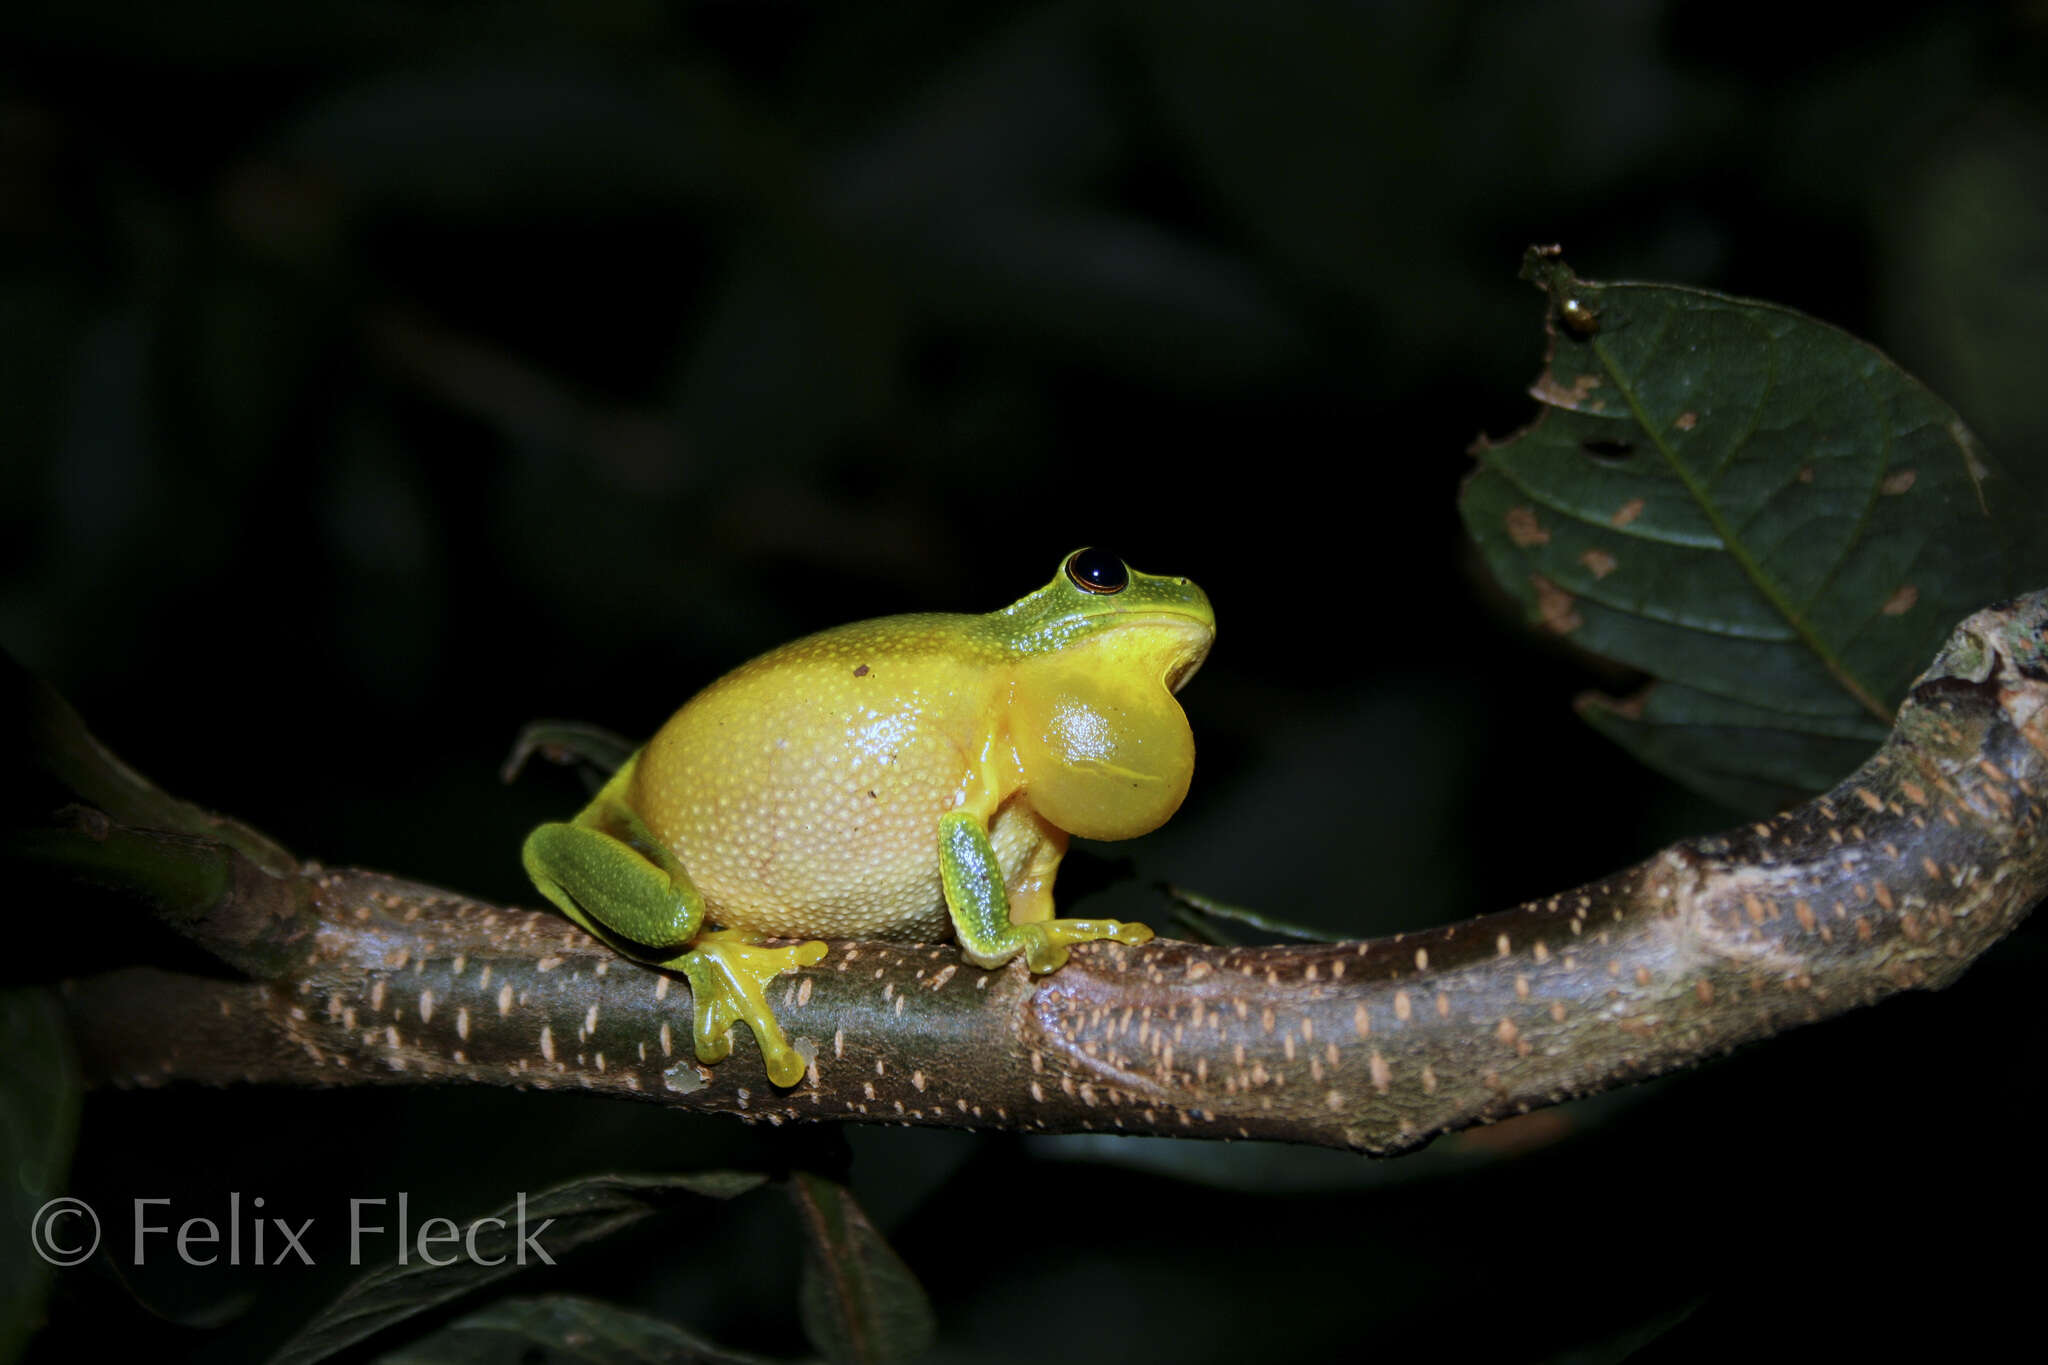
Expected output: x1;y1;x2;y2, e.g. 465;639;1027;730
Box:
6;1;2048;1360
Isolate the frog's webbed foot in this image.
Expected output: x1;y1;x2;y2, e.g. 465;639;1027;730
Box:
664;930;828;1087
955;917;1153;972
1008;918;1153;973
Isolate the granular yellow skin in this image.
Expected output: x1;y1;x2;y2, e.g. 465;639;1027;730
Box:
629;614;1065;942
523;550;1214;1084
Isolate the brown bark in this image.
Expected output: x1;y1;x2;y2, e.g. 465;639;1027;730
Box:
35;595;2048;1154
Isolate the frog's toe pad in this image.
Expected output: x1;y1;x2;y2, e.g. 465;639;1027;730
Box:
673;934;828;1087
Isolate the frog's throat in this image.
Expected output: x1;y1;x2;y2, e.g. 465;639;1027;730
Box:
1086;610;1214;695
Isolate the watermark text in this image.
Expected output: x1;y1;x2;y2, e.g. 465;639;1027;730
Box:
31;1193;556;1268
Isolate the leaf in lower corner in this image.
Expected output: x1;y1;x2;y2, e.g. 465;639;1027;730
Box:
372;1294;771;1365
789;1174;935;1365
271;1171;767;1365
0;989;81;1365
1459;247;2042;813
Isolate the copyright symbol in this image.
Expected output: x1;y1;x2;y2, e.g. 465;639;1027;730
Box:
31;1197;100;1266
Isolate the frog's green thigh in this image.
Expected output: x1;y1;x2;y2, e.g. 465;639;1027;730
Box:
522;803;825;1087
521;801;706;952
937;810;1153;972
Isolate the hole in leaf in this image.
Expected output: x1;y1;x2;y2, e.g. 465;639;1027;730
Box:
1581;438;1636;461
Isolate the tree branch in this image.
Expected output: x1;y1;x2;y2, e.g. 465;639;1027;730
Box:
27;594;2048;1153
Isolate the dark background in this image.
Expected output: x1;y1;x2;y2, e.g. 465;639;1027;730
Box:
8;2;2048;1360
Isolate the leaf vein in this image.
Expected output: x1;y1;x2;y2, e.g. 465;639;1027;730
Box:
1592;334;1890;722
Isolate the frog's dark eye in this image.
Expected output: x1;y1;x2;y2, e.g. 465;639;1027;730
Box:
1064;547;1128;594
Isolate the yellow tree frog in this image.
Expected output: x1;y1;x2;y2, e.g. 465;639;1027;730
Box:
522;548;1215;1086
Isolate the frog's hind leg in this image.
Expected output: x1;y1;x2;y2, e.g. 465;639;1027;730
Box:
522;804;706;955
524;757;823;1087
665;930;828;1087
522;753;711;955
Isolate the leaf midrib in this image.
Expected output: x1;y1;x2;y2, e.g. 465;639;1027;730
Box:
1591;333;1891;723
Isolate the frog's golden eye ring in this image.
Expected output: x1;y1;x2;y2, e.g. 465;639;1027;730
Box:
1064;547;1129;594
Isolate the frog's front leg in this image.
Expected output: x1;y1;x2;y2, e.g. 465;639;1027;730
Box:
522;804;824;1086
937;810;1152;972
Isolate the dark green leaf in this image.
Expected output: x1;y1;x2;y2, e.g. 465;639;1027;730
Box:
0;989;82;1365
790;1175;934;1365
1163;886;1341;943
1885;108;2048;468
272;1171;767;1365
1460;248;2039;812
500;719;638;793
1575;683;1888;815
3;649;296;874
373;1294;771;1365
